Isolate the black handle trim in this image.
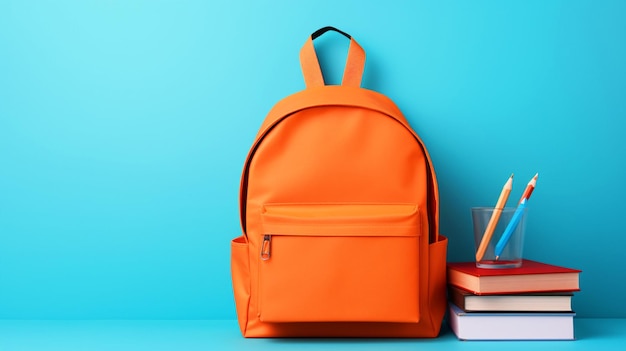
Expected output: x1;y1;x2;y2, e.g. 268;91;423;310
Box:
311;26;351;40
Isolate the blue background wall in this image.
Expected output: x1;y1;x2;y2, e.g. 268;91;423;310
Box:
1;0;624;319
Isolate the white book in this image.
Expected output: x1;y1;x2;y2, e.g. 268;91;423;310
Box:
448;303;575;340
448;285;573;312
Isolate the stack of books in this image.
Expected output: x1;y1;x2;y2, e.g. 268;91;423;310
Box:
446;259;581;340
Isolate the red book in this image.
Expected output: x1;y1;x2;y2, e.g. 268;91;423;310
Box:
447;259;581;295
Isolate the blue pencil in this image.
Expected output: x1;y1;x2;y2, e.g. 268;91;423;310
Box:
494;199;527;260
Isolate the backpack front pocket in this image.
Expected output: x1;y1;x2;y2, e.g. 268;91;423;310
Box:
258;203;421;323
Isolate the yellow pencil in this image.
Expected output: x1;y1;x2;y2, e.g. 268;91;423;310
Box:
475;174;514;262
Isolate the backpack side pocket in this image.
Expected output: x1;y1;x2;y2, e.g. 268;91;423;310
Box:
231;235;250;335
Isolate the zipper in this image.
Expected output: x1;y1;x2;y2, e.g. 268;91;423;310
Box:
260;234;271;260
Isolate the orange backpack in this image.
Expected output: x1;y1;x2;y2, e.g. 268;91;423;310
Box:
230;27;448;337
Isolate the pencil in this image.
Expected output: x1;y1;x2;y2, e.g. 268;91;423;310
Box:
495;173;538;260
518;173;538;204
475;174;514;262
495;199;528;260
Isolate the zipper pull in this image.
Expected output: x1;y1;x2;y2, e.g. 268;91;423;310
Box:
260;234;271;261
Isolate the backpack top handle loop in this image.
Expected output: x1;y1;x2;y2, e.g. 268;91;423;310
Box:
311;26;351;40
300;26;365;89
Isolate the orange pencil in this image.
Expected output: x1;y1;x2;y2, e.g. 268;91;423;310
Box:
475;174;514;262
